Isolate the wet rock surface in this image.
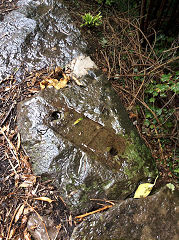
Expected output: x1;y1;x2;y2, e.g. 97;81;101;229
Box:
0;0;86;80
17;56;157;214
27;213;59;240
71;184;179;240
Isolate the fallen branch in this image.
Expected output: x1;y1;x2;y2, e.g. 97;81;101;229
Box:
75;204;113;220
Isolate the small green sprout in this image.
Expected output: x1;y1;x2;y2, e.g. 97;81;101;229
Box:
80;12;102;27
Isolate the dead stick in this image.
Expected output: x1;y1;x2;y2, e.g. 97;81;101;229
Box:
0;101;16;127
113;84;161;125
75;205;113;219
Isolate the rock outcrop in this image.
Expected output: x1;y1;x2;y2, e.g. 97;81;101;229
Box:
71;184;179;240
17;56;157;214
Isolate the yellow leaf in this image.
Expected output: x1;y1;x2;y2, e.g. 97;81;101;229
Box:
134;176;158;199
73;117;83;125
40;80;46;90
54;79;68;89
72;75;84;86
19;181;33;188
15;204;25;223
40;77;68;90
34;197;54;203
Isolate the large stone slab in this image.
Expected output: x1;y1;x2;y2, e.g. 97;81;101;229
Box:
17;56;157;214
71;184;179;240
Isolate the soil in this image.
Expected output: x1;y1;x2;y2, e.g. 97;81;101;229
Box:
0;0;178;239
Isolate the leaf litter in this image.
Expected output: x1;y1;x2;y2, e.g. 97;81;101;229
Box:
0;67;75;239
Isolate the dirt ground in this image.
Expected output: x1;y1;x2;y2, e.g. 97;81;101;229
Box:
0;0;178;239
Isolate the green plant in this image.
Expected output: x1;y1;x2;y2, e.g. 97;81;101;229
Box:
143;72;178;130
80;12;102;27
146;72;179;102
138;71;178;178
96;0;114;5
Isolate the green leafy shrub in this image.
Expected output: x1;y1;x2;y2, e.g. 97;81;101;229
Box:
143;72;178;131
80;12;102;27
136;72;178;178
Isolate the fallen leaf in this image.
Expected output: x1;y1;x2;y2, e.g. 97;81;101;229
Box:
19;181;33;188
73;117;83;125
28;88;39;93
166;183;175;191
54;79;68;89
21;155;31;171
15;204;25;223
55;66;63;74
69;215;73;227
72;75;84;86
19;174;36;188
9;228;16;239
40;77;68;90
16;132;21;151
134;176;158;198
24;228;32;240
33;197;54;203
21;174;36;182
23;207;33;215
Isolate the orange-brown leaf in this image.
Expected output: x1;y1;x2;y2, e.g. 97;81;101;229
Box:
34;196;54;203
15;204;25;223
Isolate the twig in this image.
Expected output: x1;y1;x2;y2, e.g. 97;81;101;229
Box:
0;128;20;166
75;204;113;220
0;101;16;127
6;204;21;240
5;152;17;174
163;46;179;53
148;56;179;74
128;73;146;109
113;83;161;125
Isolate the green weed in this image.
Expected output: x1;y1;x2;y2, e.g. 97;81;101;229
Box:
80;12;102;27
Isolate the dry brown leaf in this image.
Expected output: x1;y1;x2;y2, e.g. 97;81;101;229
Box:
9;228;16;239
21;215;28;225
69;214;73;227
19;174;36;188
15;174;20;187
15;204;25;223
34;196;54;203
55;66;63;74
40;71;69;90
31;77;37;86
16;132;21;151
21;155;31;171
28;88;39;93
71;75;83;86
21;174;36;182
19;181;33;188
24;207;33;215
129;112;138;119
24;228;32;240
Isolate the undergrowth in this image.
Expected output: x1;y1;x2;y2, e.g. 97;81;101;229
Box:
64;0;179;182
94;13;179;181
